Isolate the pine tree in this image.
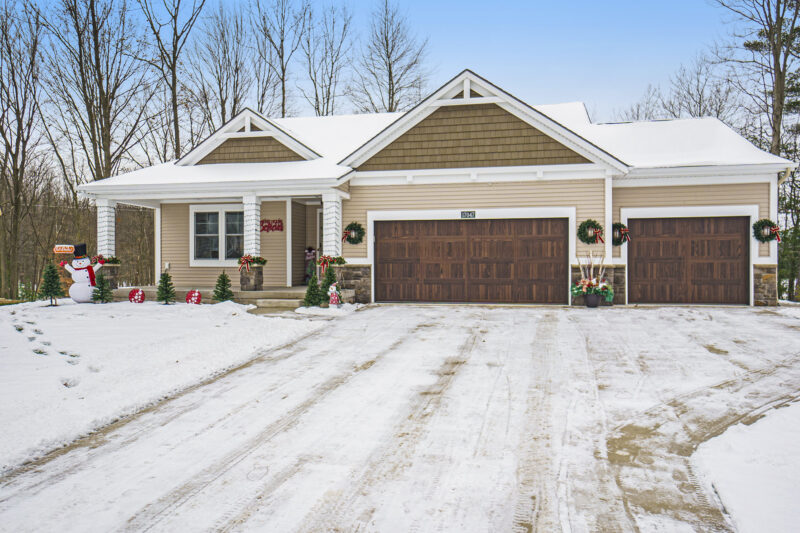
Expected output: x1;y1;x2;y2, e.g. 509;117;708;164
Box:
319;267;337;302
213;272;234;302
40;263;65;306
91;272;113;303
156;272;177;304
303;273;322;307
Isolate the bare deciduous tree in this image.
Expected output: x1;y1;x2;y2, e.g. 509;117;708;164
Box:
714;0;800;155
186;3;251;132
299;3;352;116
138;0;206;160
253;0;309;118
662;55;741;122
41;0;155;192
0;1;45;298
616;85;663;121
349;0;428;113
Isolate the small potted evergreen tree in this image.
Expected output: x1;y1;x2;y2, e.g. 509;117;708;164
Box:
214;272;235;302
91;272;114;303
156;272;177;304
40;263;65;306
303;273;323;307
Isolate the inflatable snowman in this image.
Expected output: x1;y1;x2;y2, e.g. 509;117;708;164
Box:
61;243;102;303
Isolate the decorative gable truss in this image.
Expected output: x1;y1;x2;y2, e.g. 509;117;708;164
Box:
177;108;320;166
339;70;630;180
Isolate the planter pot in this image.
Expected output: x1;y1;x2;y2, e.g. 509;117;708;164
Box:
585;293;601;308
240;265;264;291
101;263;121;289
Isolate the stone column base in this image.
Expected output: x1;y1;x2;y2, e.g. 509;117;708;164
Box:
754;264;778;306
333;265;371;304
101;264;121;289
240;266;264;291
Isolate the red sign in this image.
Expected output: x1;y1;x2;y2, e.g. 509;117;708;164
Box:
260;219;284;232
53;244;75;254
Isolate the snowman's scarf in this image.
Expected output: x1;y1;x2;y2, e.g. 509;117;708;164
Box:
75;264;97;286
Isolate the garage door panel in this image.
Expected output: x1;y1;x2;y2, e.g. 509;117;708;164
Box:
629;216;748;304
375;218;567;304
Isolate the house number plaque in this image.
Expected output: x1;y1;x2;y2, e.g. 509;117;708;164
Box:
460;211;476;219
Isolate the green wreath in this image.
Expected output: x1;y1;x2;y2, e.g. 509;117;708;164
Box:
612;222;630;246
343;221;365;245
577;219;605;245
752;218;780;243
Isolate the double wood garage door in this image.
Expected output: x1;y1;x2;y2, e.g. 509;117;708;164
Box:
374;219;568;303
628;216;749;304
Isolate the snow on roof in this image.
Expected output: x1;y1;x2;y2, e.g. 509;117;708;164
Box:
575;117;791;169
81;102;794;194
272;112;402;162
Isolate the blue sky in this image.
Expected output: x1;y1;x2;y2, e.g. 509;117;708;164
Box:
349;0;731;121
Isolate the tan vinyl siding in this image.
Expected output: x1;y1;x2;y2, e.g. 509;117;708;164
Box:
160;201;288;290
198;137;304;164
292;202;306;284
261;201;288;286
613;183;770;257
341;179;605;257
357;104;590;171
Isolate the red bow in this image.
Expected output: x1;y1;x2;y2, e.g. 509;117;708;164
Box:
318;255;333;274
771;226;781;243
239;255;253;272
341;230;351;243
620;227;631;242
594;228;605;244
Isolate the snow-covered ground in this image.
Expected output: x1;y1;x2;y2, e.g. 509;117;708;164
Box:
1;304;799;531
693;401;800;533
0;299;322;473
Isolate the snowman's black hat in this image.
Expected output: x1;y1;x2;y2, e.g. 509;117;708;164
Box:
73;243;88;258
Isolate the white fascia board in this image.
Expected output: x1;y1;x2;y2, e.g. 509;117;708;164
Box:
348;163;607;186
78;178;344;198
613;173;778;188
622;163;794;179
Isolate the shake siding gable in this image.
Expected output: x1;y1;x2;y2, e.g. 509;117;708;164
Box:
612;183;771;258
197;137;304;164
356;104;590;171
341;179;605;258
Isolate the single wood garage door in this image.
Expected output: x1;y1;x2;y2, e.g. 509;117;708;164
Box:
628;216;749;304
374;218;568;304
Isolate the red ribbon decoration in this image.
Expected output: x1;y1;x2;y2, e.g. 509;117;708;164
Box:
238;255;253;272
341;230;351;243
318;255;332;274
620;227;631;242
594;228;605;244
771;226;781;243
75;265;97;286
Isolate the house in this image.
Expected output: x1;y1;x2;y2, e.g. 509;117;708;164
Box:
78;70;796;306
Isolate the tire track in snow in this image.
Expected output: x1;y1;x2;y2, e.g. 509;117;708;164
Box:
122;313;427;533
606;351;800;531
293;316;484;533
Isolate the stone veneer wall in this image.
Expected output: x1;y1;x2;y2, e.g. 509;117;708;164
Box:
570;265;626;306
333;264;371;304
753;265;778;306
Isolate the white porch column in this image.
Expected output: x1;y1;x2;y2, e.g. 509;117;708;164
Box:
322;193;342;257
96;198;116;256
243;193;261;256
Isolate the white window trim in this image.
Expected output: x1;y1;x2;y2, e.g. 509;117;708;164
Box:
619;205;761;306
189;203;244;267
365;207;577;305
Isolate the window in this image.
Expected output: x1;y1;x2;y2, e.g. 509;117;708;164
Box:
190;204;244;266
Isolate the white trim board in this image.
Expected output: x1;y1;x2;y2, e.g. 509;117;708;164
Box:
365;207;577;305
188;203;244;268
619;205;762;306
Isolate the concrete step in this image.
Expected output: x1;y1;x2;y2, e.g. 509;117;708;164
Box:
254;298;304;309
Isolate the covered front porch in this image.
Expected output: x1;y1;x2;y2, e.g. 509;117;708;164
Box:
86;187;349;293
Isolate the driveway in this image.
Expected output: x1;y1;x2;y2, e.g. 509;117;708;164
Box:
1;305;799;532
